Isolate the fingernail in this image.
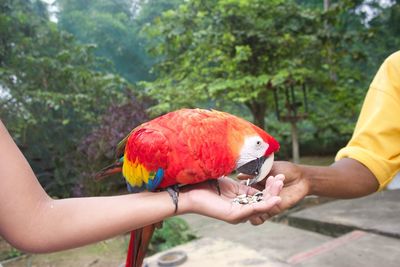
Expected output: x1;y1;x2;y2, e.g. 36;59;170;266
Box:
272;196;281;204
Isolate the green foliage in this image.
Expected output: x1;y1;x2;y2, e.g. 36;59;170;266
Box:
134;0;183;27
148;217;197;255
57;0;148;82
0;0;130;197
299;1;379;141
366;0;400;73
141;0;342;128
0;246;23;261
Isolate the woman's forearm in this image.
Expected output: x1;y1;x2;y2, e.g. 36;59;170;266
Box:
17;192;176;253
0;121;174;253
302;158;379;198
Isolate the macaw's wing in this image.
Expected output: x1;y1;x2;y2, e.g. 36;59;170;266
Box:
123;128;170;192
116;126;140;159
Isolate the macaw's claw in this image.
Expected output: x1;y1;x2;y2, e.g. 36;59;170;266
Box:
166;185;180;213
208;179;221;196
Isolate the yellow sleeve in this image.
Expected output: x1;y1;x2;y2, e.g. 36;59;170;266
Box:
336;51;400;190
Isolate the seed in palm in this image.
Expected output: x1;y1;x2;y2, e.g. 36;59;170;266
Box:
233;192;264;204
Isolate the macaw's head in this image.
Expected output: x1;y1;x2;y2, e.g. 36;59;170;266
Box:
228;118;280;185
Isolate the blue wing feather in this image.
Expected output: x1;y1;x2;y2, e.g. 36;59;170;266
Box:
146;168;164;191
126;168;164;193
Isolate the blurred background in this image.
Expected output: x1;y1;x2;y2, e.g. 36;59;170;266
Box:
0;0;399;266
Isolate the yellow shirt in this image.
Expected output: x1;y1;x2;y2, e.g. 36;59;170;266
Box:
336;51;400;190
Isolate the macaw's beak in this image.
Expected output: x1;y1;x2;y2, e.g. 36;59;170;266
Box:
236;153;274;185
237;156;266;176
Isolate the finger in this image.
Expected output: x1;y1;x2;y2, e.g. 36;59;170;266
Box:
250;212;270;225
266;174;285;187
264;175;276;189
239;175;283;197
262;177;282;198
265;205;282;218
247;178;284;221
267;180;284;196
249;216;265;225
259;213;270;221
274;174;285;182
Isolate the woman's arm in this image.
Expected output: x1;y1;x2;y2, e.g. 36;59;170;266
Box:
0;120;179;252
0;120;282;253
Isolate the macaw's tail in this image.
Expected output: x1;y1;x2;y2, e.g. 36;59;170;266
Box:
126;223;160;267
94;160;123;181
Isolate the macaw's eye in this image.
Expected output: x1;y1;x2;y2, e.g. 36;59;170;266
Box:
256;140;261;145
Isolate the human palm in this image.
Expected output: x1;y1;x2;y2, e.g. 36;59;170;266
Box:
236;160;310;223
182;175;283;224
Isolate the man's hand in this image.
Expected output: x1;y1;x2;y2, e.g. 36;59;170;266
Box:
179;175;284;224
238;161;311;224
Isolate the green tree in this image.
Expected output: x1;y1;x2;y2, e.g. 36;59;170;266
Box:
57;0;150;82
143;0;320;128
0;0;129;197
366;0;400;71
302;1;377;152
57;0;183;83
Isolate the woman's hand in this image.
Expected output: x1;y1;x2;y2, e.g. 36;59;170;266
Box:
178;175;284;225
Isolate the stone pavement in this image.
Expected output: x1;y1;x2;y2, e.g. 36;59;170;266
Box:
145;189;400;266
286;230;400;267
176;215;332;263
288;189;400;238
145;237;289;267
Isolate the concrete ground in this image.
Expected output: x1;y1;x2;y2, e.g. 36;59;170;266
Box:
145;237;288;267
146;189;400;267
288;189;400;238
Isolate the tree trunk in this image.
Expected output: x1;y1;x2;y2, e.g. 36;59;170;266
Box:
246;100;266;129
323;0;337;81
290;121;300;163
324;0;330;11
253;108;265;129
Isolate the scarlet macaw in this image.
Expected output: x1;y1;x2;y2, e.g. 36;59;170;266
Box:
96;108;279;267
